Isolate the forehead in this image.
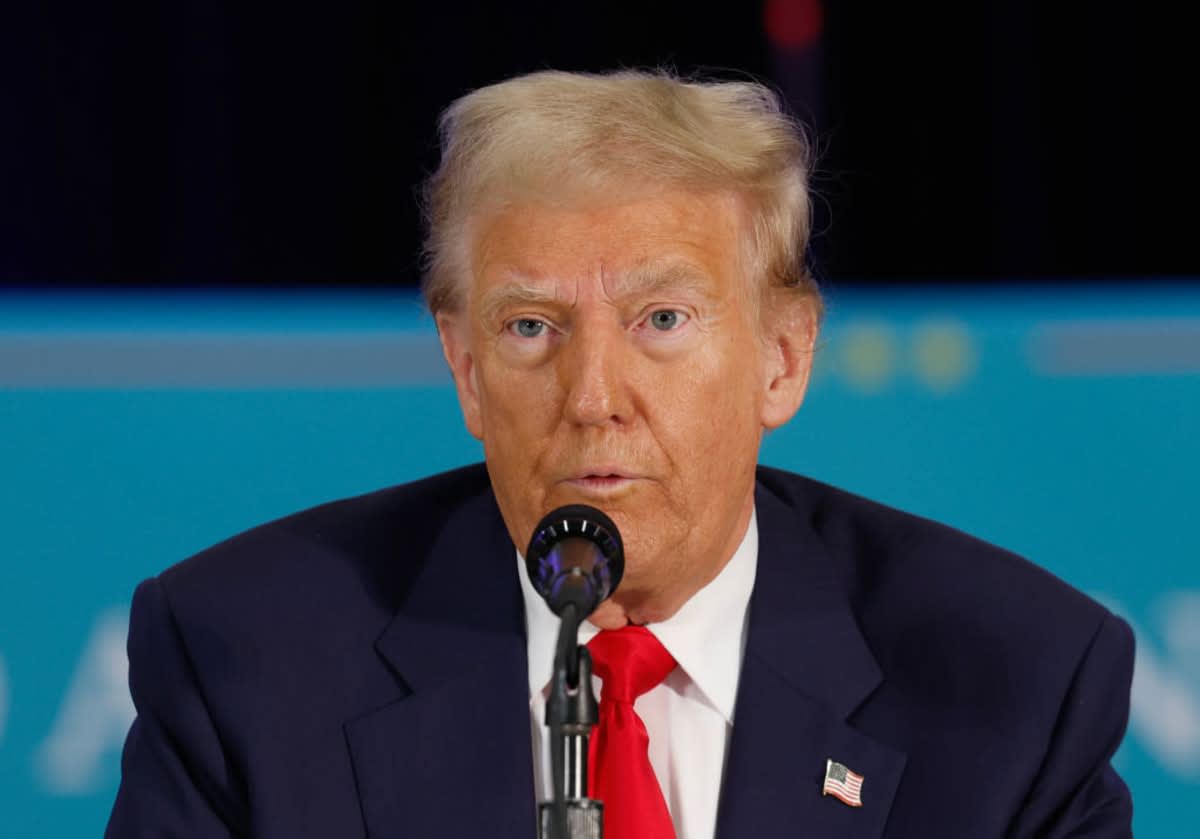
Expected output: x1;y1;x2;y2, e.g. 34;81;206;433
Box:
467;189;750;304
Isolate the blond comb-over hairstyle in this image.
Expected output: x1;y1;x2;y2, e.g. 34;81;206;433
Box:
420;69;821;320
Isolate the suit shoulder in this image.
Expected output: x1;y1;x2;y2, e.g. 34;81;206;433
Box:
156;462;493;620
756;465;1116;638
757;465;1135;778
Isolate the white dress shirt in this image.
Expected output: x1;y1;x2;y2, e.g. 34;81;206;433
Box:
518;511;758;839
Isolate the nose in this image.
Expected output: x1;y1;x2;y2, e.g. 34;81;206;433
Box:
558;316;634;427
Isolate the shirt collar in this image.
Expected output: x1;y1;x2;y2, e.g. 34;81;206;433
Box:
518;509;759;724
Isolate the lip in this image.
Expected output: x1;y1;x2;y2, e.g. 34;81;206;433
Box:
563;476;638;496
565;467;640;481
561;469;643;495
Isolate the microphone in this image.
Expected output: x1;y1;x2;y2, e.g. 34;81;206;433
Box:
526;504;622;839
525;504;624;619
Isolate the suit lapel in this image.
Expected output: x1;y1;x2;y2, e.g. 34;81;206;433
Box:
715;479;907;838
340;473;908;837
344;490;536;838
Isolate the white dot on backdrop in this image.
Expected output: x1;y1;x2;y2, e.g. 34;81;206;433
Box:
912;320;977;392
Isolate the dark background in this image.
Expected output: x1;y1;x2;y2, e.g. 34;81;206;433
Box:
3;0;1194;289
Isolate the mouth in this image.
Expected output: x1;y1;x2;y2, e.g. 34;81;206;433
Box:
562;469;642;495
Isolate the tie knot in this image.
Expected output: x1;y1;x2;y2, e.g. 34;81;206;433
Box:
587;626;676;704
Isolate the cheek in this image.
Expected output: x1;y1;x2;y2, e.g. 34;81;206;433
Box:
473;360;565;509
476;358;557;433
475;365;562;548
657;344;764;445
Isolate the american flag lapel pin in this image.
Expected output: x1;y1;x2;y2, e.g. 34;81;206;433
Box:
822;758;865;807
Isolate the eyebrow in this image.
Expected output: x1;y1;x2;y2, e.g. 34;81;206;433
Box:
617;259;717;301
476;259;718;325
476;281;560;327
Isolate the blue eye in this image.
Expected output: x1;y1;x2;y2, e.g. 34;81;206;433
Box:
648;310;686;331
510;319;547;338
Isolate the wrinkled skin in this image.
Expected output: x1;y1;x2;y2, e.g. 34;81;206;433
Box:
437;188;817;627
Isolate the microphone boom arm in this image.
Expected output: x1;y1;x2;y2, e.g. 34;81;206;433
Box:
527;505;623;839
544;602;602;839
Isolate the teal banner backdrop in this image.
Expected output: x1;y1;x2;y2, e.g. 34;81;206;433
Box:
2;286;1197;836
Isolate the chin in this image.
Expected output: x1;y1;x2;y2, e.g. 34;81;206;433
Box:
603;568;677;623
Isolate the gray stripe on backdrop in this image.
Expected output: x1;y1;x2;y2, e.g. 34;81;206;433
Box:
0;332;450;387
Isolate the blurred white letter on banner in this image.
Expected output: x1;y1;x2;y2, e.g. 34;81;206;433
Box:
35;607;134;794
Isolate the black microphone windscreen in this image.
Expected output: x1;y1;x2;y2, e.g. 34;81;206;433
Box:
524;504;624;618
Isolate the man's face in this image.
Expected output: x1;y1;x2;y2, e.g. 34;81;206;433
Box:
438;188;814;625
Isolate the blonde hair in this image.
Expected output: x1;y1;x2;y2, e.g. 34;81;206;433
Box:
420;69;820;320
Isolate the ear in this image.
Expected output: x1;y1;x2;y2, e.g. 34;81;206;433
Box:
760;293;819;430
436;311;484;440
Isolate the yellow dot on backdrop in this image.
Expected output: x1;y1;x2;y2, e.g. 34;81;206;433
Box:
912;320;977;392
841;322;897;392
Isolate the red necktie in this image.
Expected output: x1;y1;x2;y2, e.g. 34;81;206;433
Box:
587;626;678;839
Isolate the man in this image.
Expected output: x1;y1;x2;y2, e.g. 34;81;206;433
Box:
107;70;1135;838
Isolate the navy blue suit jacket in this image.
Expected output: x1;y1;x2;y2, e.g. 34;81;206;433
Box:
106;464;1134;837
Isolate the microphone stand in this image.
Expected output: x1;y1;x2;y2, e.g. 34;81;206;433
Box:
540;602;603;839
